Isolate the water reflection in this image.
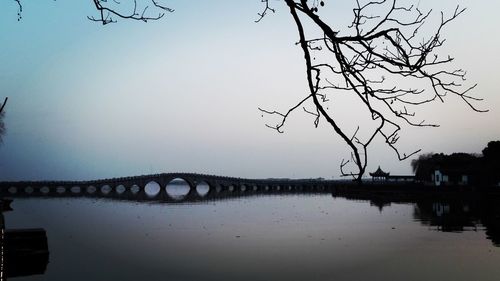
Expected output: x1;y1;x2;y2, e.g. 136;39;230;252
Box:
414;200;479;232
4;188;500;281
415;198;500;246
5;182;500;247
333;191;500;247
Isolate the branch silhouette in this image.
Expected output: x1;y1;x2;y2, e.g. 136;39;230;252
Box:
0;97;8;144
258;0;485;181
13;0;173;25
88;0;174;25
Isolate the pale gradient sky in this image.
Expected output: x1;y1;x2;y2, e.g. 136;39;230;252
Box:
0;0;499;181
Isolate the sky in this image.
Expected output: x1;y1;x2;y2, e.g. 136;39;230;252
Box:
0;0;499;181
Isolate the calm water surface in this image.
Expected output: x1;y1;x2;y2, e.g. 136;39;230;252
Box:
5;186;500;281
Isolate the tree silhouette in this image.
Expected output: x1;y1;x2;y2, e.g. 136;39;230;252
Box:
482;141;500;185
411;152;480;183
11;0;486;181
482;141;500;163
258;0;485;181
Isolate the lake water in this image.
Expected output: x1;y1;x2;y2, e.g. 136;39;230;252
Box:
4;185;500;281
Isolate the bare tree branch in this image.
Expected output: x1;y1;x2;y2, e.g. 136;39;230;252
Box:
88;0;174;25
0;97;8;144
13;0;173;25
14;0;22;21
259;0;485;182
0;98;8;114
256;0;276;23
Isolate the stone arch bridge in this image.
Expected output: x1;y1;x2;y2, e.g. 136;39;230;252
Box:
0;173;342;203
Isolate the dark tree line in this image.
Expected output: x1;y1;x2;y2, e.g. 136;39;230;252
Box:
10;0;486;181
482;141;500;185
411;152;480;181
412;141;500;186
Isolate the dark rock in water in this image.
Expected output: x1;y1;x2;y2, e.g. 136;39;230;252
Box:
1;198;13;212
4;228;49;278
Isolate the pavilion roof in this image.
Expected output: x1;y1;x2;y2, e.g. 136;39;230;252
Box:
369;166;390;177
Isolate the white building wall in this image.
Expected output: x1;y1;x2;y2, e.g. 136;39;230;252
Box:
434;170;449;186
461;175;469;185
434;170;442;186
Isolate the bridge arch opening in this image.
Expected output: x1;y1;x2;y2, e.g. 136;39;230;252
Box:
40;186;50;194
101;185;112;195
252;185;258;192
240;185;247;192
130;185;140;194
25;186;34;194
56;186;66;194
166;178;190;200
8;187;17;194
264;185;270;191
195;181;210;197
228;185;235;192
71;186;81;194
86;185;97;194
145;181;161;197
116;185;126;194
215;185;223;193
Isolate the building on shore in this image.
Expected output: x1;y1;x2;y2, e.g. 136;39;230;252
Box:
369;166;389;181
369;167;415;182
413;153;481;187
431;168;478;187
